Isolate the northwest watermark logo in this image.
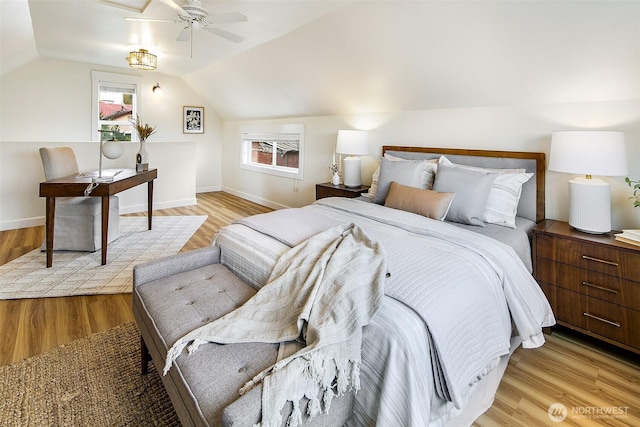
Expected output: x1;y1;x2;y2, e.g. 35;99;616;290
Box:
548;403;568;422
548;403;629;422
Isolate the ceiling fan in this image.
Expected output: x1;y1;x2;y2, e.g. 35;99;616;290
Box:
126;0;247;55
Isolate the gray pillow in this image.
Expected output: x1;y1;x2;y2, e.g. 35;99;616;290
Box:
432;164;497;226
374;158;428;204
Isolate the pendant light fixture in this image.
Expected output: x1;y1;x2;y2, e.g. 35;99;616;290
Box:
127;49;157;70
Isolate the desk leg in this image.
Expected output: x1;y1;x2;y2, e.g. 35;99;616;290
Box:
45;197;55;268
147;180;154;230
101;195;109;265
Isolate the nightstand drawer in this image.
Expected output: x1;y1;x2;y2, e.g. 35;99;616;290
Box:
536;257;640;310
536;234;640;280
540;283;640;350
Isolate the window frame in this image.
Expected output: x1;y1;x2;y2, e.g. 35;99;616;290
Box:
91;71;143;142
240;124;305;180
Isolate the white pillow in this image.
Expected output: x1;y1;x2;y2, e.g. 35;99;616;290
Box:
438;155;533;228
362;166;380;199
362;154;437;200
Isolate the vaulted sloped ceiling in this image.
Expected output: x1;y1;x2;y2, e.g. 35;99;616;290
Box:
0;0;39;75
184;1;640;120
1;0;347;76
2;1;638;122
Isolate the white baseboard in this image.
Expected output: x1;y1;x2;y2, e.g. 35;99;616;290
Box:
221;186;289;210
196;185;222;193
0;216;45;231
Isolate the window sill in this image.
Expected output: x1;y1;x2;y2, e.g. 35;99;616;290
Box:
240;163;302;180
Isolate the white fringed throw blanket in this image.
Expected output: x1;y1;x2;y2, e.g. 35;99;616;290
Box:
163;223;387;427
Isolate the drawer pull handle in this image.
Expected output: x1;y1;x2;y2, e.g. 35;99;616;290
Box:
581;281;619;294
583;312;621;328
582;255;618;267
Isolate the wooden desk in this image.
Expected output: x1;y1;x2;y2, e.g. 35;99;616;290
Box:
39;169;157;267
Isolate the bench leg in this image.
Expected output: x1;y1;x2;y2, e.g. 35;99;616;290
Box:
141;336;151;375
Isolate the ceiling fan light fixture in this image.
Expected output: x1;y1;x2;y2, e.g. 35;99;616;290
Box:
127;49;157;70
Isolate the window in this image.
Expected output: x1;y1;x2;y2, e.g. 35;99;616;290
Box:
241;124;305;179
91;71;142;142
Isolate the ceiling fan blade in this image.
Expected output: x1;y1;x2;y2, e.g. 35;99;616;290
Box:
205;12;248;25
204;26;244;43
176;26;191;41
125;17;177;23
158;0;188;16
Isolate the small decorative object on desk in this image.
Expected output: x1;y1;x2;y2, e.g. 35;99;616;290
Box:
135;115;156;172
328;163;340;186
625;177;640;208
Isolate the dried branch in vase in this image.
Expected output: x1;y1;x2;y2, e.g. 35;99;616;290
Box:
135;116;157;141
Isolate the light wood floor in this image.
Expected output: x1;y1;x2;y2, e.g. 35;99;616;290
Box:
0;192;272;366
1;192;638;426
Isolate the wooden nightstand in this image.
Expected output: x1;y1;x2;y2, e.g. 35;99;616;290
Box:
533;220;640;354
315;182;370;200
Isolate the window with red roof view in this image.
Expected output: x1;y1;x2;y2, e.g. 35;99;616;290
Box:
98;83;136;141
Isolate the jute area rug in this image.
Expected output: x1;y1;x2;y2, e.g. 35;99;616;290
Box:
0;216;206;299
0;322;179;427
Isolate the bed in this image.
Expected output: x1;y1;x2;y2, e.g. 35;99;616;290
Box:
212;146;555;426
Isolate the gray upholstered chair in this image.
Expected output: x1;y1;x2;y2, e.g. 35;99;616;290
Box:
39;147;120;252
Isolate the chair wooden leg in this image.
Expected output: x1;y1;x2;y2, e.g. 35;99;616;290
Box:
141;336;151;375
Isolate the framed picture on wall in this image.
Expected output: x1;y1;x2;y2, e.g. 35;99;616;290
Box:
183;106;204;134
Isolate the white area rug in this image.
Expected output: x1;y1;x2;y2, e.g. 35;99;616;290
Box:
0;216;207;300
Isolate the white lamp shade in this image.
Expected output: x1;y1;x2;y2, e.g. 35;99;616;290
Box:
336;130;369;156
101;141;124;159
549;131;628;176
549;130;627;234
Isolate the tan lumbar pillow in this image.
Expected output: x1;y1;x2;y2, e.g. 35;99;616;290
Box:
384;181;455;221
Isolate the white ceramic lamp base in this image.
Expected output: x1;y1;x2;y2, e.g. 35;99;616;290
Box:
568;177;611;234
342;156;362;187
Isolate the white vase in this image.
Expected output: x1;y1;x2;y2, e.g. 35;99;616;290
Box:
136;139;149;171
332;172;340;186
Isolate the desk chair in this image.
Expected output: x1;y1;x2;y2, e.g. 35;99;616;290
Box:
39;147;120;252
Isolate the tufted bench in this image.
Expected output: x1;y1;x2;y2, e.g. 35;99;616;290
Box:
132;246;354;427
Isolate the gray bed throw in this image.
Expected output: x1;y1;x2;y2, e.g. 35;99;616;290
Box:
164;223;387;427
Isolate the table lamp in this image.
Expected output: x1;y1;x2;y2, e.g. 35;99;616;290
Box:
336;130;369;187
549;131;627;234
96;130;124;182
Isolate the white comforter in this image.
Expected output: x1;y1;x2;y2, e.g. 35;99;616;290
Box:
215;197;555;425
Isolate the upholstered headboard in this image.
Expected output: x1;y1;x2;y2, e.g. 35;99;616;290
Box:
381;146;546;224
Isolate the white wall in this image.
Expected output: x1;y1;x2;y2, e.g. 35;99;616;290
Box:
215;1;640;230
0;58;223;230
223;99;640;230
1;2;639;231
